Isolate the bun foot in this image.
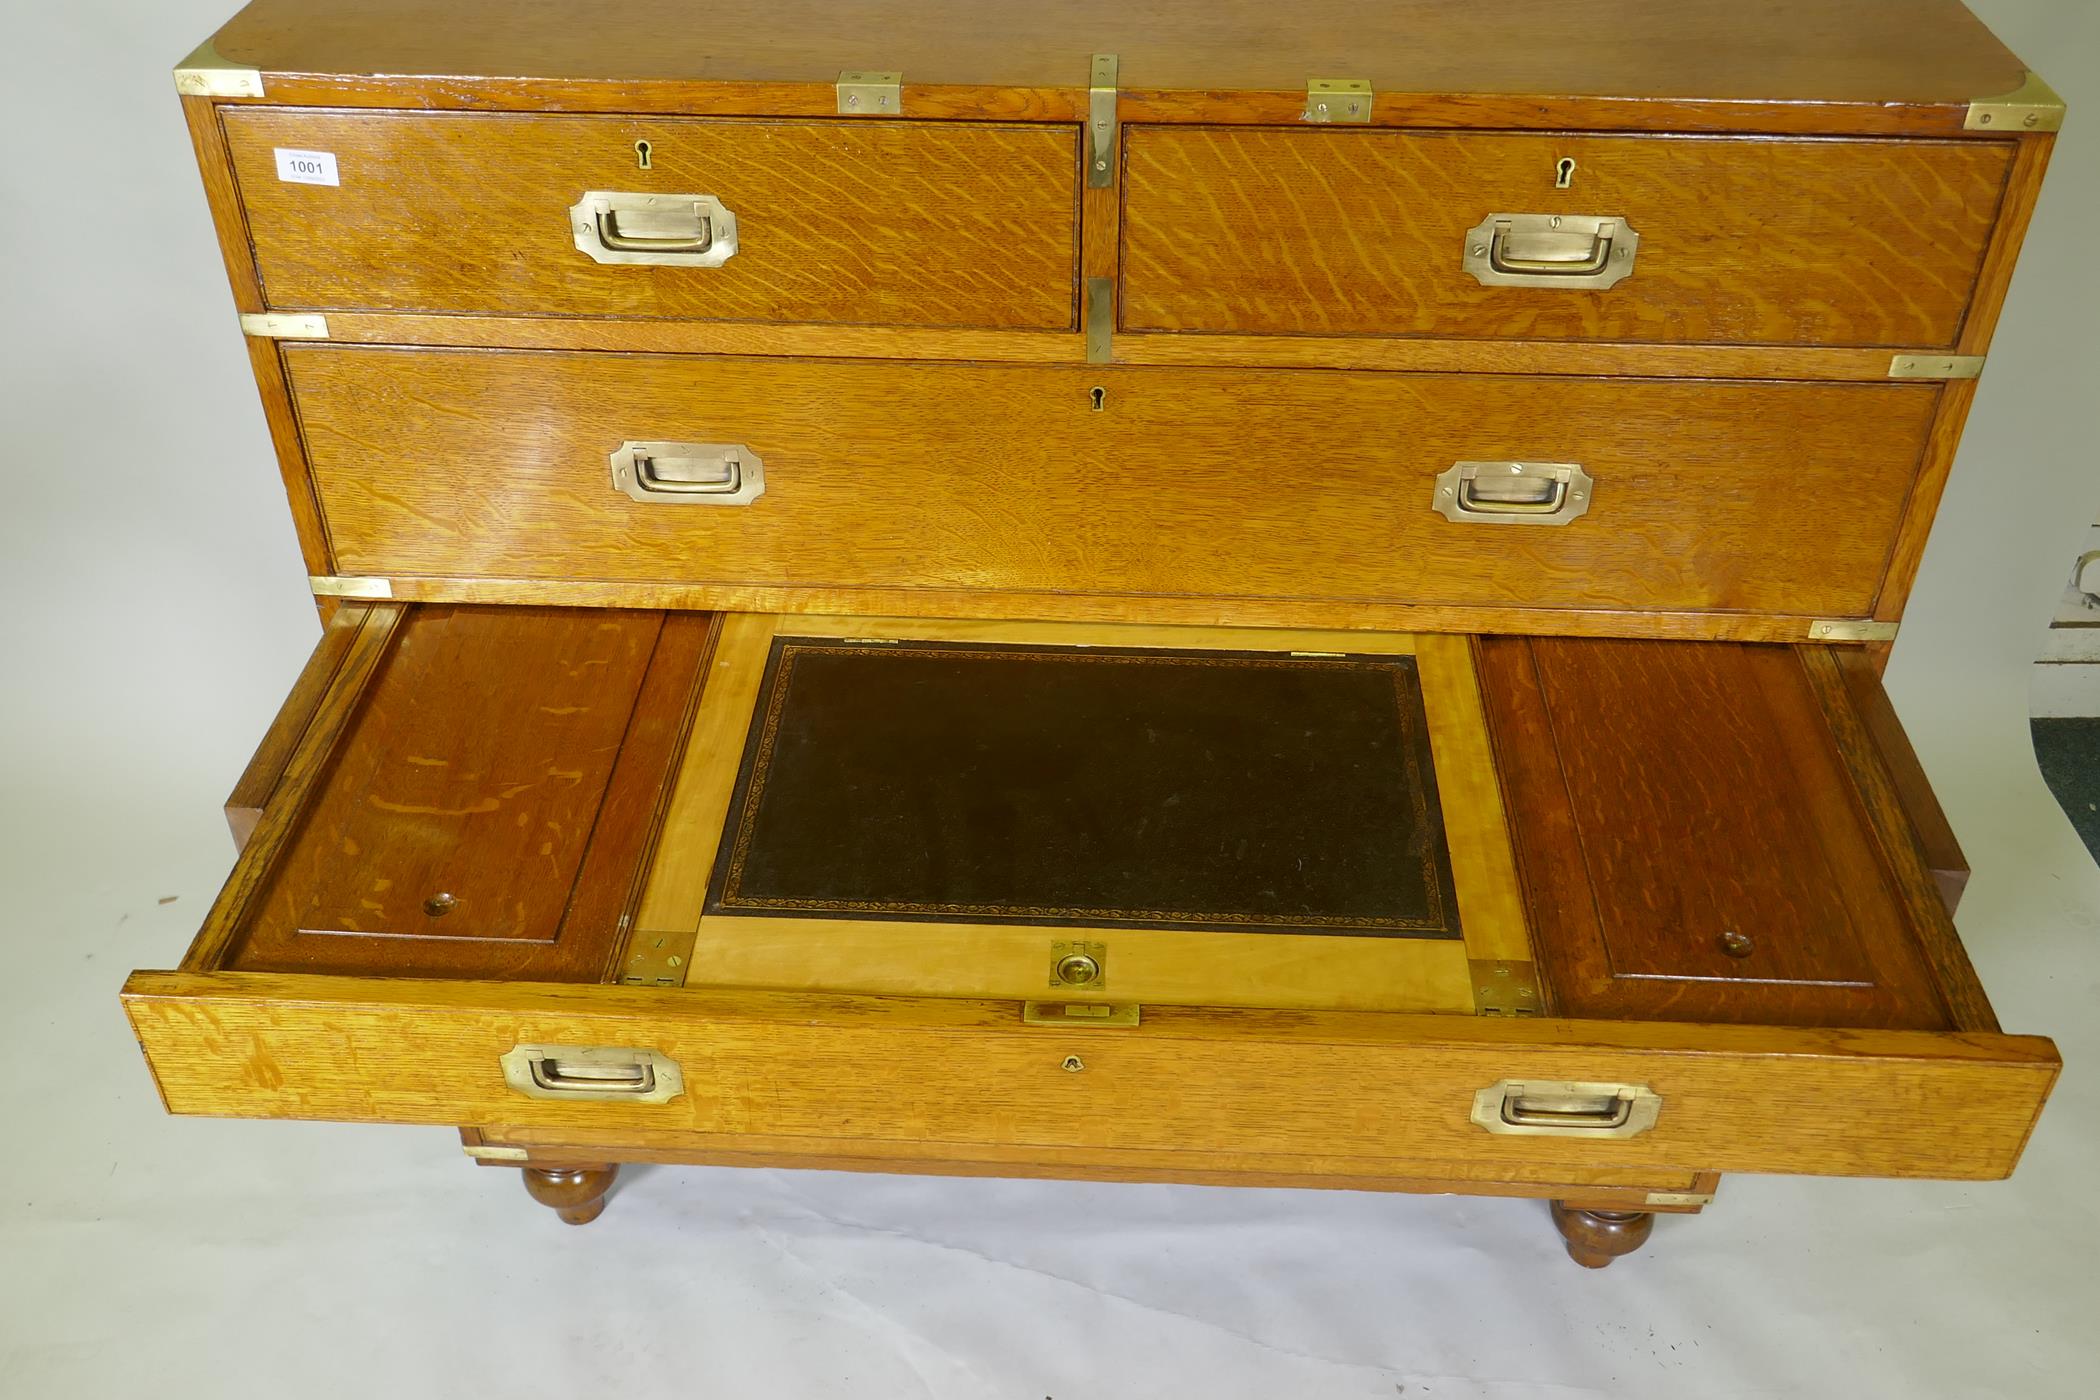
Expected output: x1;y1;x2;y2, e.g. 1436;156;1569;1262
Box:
522;1164;619;1225
1550;1201;1654;1268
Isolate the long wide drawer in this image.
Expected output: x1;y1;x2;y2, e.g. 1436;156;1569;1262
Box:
288;346;1942;622
125;603;2056;1184
220;109;1080;330
1122;128;2012;348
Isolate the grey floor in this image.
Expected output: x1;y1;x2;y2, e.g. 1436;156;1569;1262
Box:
2034;719;2100;857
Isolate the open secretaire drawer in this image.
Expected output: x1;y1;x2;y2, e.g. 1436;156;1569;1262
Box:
124;604;2058;1190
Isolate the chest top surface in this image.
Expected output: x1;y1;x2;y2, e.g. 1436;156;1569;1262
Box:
203;0;2026;108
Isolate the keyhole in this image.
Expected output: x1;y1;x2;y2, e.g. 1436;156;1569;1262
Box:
1555;157;1576;189
635;140;653;170
1089;386;1107;412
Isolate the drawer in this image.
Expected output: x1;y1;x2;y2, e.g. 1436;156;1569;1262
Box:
1122;129;2012;348
287;346;1941;622
221;109;1080;330
126;604;2055;1184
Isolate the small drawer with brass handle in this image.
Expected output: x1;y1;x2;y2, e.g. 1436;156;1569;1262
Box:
569;191;738;267
1433;461;1593;526
499;1044;685;1103
1471;1079;1661;1139
1462;214;1640;289
610;441;766;505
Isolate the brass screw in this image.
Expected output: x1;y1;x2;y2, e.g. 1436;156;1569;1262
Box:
1061;1055;1085;1073
1718;929;1755;959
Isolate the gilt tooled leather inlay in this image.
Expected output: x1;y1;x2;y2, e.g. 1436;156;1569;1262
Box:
703;639;1461;938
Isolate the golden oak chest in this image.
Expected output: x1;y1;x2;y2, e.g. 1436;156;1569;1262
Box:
130;0;2065;1266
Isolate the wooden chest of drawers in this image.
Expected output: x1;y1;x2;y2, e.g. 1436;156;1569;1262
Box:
130;0;2065;1266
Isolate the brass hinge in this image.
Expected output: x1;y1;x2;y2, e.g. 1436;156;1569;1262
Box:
1471;959;1542;1017
310;575;393;599
1085;276;1114;364
1890;353;1985;380
239;312;330;340
1809;619;1901;643
173;38;263;98
1088;53;1119;188
1303;78;1372;124
1966;71;2066;134
836;71;903;116
619;929;697;988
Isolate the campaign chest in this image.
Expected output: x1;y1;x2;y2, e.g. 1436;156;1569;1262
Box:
128;0;2065;1266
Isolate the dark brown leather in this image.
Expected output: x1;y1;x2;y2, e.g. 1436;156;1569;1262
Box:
705;639;1461;938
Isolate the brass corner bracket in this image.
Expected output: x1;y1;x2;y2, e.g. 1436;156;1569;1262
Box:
1809;619;1901;644
239;312;330;340
310;575;393;600
1966;71;2065;133
173;38;263;98
836;71;903;116
1890;353;1985;381
1088;53;1119;188
1303;78;1372;124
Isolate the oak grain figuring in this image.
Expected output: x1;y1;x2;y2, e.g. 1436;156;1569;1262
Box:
287;347;1940;622
1122;130;2010;348
204;0;2026;110
122;971;2060;1182
1479;638;1953;1030
224;602;368;850
224;606;715;981
223;110;1078;330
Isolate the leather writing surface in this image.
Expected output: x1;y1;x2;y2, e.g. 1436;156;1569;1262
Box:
706;640;1461;937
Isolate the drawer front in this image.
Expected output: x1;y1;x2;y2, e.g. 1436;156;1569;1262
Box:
289;346;1938;620
1122;129;2011;347
124;974;2057;1183
222;110;1079;330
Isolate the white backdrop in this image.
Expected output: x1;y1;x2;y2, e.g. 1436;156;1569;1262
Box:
3;2;2097;1396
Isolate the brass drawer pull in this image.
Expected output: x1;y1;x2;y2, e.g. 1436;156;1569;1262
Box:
1471;1079;1661;1139
1434;461;1593;526
610;440;766;505
1463;214;1640;289
569;191;739;267
500;1044;685;1103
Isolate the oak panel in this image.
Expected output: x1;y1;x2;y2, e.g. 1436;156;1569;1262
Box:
288;347;1941;622
204;0;2026;110
1122;129;2011;348
1479;638;1952;1029
124;972;2059;1182
222;109;1079;330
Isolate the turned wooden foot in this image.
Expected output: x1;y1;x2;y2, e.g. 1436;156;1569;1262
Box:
1550;1201;1654;1268
521;1164;619;1225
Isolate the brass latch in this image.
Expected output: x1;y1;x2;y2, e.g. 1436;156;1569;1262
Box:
1303;78;1372;124
837;71;903;116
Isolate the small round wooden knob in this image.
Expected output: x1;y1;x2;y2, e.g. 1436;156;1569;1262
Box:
1718;929;1755;959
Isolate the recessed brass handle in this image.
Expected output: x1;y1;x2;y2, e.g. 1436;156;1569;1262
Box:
1463;214;1639;289
609;441;766;505
1471;1080;1661;1139
1433;461;1593;526
569;191;739;267
500;1044;685;1103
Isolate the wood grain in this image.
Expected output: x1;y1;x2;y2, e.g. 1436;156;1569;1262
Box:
468;1126;1718;1211
1122;129;2010;348
224;602;367;850
201;0;2029;125
122;971;2060;1182
286;346;1942;622
223;109;1079;330
224;607;714;981
1478;638;1955;1030
1830;649;1970;917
